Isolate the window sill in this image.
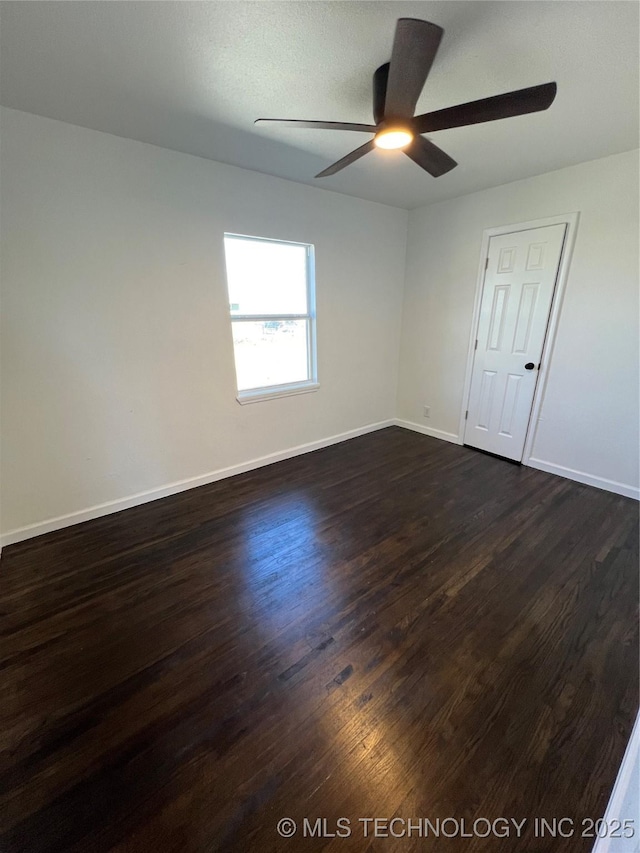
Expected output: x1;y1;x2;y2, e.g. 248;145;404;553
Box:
236;381;320;405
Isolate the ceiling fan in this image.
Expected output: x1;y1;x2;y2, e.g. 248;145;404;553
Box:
255;18;557;179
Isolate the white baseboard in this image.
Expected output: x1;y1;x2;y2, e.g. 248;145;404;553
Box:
394;418;462;445
394;421;638;501
0;419;394;549
592;712;640;853
527;458;639;501
3;420;637;550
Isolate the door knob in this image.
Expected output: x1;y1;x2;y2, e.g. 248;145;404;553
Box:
525;362;535;370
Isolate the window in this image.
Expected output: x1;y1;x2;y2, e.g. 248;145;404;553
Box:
223;234;318;403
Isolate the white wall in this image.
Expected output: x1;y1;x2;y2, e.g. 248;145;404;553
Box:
397;150;639;497
0;107;408;540
2;108;638;545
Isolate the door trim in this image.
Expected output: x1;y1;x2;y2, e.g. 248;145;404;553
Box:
458;212;580;465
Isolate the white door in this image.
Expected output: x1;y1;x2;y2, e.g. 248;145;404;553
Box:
464;223;566;461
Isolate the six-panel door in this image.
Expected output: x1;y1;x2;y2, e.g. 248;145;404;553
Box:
464;223;566;461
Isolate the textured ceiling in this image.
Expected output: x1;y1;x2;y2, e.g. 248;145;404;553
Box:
1;1;638;209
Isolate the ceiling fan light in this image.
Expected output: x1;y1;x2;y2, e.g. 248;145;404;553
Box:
374;128;414;150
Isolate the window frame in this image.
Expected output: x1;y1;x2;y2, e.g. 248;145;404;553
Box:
223;233;319;404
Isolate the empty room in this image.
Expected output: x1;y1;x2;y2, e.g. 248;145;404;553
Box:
1;2;638;851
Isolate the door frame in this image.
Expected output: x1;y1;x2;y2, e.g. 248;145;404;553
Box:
458;212;580;465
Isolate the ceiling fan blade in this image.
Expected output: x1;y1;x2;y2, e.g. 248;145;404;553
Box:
255;119;376;133
384;18;443;120
413;82;557;133
315;140;376;178
404;136;457;177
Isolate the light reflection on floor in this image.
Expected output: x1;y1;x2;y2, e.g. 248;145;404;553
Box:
236;491;333;633
234;489;417;818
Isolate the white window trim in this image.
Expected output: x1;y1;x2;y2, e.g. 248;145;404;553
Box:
236;380;320;405
224;233;318;404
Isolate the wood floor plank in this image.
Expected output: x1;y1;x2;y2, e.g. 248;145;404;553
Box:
0;427;637;852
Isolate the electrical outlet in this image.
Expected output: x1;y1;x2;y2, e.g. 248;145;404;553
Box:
423;406;431;418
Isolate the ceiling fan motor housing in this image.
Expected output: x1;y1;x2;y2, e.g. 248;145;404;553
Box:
373;63;390;125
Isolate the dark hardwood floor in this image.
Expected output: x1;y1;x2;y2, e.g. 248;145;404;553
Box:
1;427;638;853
